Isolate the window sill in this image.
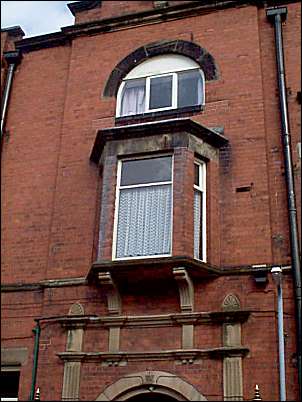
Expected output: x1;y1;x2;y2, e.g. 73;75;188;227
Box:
115;105;203;126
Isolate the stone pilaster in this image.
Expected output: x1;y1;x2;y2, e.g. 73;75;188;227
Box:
62;303;85;401
222;294;243;401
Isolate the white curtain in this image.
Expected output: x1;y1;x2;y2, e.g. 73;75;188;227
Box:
194;190;202;259
116;185;172;258
121;84;145;116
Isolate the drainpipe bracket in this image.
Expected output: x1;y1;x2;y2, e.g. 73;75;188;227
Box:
3;50;23;66
266;7;287;22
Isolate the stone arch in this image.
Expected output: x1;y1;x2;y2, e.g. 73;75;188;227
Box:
95;370;207;401
103;39;218;97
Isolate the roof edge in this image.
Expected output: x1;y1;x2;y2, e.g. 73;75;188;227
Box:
1;25;25;37
67;1;102;16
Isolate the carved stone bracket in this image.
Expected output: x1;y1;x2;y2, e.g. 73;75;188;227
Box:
173;267;194;312
97;272;121;315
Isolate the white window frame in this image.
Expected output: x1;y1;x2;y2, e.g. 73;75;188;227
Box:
194;160;207;262
112;154;174;260
146;72;177;113
116;67;205;117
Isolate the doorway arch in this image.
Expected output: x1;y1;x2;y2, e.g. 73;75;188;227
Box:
95;370;207;401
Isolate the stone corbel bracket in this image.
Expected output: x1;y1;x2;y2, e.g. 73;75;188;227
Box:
97;272;121;315
173;267;194;312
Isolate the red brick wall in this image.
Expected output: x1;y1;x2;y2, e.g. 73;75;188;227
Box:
1;2;300;401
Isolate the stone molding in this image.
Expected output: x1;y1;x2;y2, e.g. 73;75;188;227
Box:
57;347;249;367
173;267;194;312
95;370;207;401
58;310;250;329
97;272;121;315
1;265;291;292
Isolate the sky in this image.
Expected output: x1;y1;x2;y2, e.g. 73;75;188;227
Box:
1;1;78;38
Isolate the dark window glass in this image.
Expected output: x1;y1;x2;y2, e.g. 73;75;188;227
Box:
194;163;199;186
0;371;20;398
178;70;202;108
121;156;172;186
149;75;172;109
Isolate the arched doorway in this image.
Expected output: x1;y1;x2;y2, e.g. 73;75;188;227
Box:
96;371;207;401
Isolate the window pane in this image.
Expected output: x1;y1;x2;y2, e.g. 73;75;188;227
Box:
149;75;172;109
121;79;145;116
121;156;172;186
116;185;172;258
178;70;203;108
194;163;199;186
194;190;203;259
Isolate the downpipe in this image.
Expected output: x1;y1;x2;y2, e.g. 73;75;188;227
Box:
28;314;97;400
266;7;302;401
1;50;22;143
29;320;41;401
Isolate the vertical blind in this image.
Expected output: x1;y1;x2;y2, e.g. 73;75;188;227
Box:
116;184;172;258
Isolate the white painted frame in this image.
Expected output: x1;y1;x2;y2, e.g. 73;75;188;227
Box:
193;160;207;262
146;72;177;113
116;68;205;117
112;154;174;260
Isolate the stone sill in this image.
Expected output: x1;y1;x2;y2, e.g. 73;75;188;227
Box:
57;347;249;366
115;105;203;126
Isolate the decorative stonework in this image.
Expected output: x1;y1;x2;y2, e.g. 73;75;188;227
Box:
62;304;85;400
223;357;243;401
95;370;207;401
68;303;84;316
222;294;241;311
222;294;243;401
62;362;81;401
97;272;121;315
173;267;194;312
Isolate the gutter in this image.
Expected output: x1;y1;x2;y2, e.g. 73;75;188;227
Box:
1;50;22;143
266;7;301;400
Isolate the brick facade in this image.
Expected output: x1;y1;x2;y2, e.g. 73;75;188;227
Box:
1;1;301;401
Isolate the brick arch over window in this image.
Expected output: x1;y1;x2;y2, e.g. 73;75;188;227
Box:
95;370;207;401
103;40;218;97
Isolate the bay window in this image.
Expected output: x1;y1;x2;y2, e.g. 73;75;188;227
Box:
113;155;173;259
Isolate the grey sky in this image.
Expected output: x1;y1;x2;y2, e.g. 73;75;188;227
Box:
1;1;77;38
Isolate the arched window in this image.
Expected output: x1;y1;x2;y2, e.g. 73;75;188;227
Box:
116;54;205;117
